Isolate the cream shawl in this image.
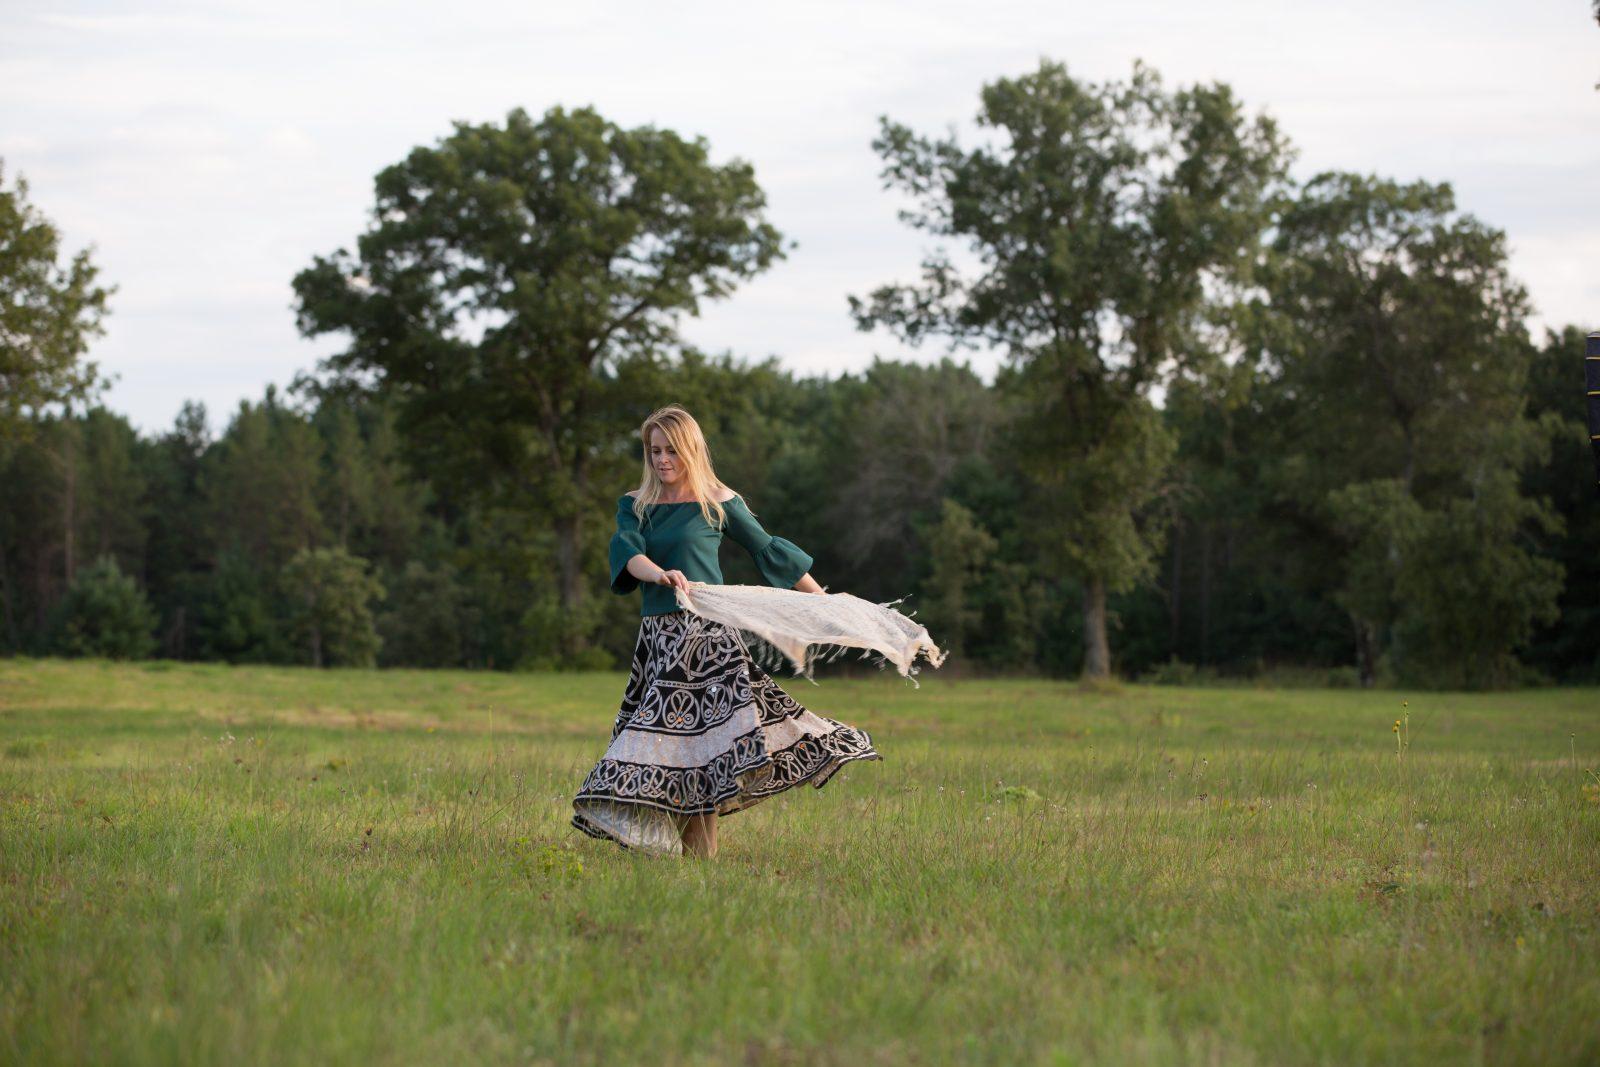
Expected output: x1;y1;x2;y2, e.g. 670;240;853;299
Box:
671;581;947;685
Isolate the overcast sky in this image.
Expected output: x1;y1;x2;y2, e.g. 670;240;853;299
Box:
4;0;1596;437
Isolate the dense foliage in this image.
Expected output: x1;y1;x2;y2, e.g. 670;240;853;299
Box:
0;330;1589;685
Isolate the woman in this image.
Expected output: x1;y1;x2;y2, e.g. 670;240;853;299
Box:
570;405;882;858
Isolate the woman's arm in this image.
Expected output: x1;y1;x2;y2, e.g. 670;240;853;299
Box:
791;572;824;594
625;553;691;593
721;496;819;591
624;554;658;583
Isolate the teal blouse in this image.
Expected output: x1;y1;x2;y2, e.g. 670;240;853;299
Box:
609;493;815;616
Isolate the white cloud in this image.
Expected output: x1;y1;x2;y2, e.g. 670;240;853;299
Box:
265;125;316;156
36;12;219;33
0;133;49;154
33;9;327;40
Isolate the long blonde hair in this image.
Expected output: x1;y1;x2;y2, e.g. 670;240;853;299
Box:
628;405;735;530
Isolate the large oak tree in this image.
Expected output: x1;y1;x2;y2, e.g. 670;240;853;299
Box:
293;106;786;658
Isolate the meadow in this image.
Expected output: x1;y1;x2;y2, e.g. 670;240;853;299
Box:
1;657;1596;1065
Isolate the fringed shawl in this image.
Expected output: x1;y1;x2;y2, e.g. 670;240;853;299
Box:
671;582;947;685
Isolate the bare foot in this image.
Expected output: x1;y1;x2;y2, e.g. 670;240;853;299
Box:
680;812;719;858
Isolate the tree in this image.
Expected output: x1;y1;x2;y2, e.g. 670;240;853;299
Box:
1157;363;1354;674
281;546;384;668
377;559;475;668
1593;2;1600;91
292;105;786;660
1259;174;1532;499
1257;173;1558;686
1390;469;1563;687
314;400;371;551
1323;479;1426;682
193;547;282;664
140;400;213;658
76;407;146;572
288;382;432;574
48;555;156;659
820;358;1001;601
352;396;430;573
915;498;998;662
1517;325;1600;681
201;387;324;573
0;421;69;645
0;159;113;441
851;59;1289;677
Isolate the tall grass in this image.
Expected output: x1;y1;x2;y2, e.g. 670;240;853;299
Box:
1;658;1596;1065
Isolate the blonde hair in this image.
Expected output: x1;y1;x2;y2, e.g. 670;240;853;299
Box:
628;405;736;530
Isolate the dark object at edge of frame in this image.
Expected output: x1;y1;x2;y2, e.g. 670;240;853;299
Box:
1588;332;1600;497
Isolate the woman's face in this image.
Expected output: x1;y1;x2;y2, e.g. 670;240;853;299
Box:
648;427;681;485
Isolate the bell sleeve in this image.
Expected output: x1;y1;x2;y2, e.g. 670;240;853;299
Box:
722;496;814;589
609;498;649;595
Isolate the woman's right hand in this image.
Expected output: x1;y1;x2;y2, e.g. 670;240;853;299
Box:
656;568;690;593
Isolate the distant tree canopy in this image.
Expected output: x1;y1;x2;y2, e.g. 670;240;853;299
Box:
0;64;1589;689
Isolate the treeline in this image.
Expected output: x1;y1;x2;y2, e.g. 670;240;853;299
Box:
1;328;1592;685
2;59;1594;687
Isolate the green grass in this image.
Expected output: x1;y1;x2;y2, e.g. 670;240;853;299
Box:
2;657;1597;1065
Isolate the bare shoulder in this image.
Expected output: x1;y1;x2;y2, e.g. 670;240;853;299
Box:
712;486;738;503
624;490;640;499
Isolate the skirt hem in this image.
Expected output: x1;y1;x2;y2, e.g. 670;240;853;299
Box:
573;745;883;818
571;747;883;852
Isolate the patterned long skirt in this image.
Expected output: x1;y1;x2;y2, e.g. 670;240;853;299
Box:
570;608;882;856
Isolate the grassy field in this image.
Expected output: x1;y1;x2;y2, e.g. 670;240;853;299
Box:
1;657;1596;1065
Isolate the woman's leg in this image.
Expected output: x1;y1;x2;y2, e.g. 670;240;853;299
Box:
680;814;703;856
680;811;719;858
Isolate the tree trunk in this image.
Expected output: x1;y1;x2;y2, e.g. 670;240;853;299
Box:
166;604;187;660
1400;421;1416;495
554;510;585;658
1168;518;1184;655
1352;613;1377;688
33;542;50;633
0;537;17;652
1199;522;1213;665
552;449;591;660
1082;576;1110;679
62;425;77;587
306;584;323;668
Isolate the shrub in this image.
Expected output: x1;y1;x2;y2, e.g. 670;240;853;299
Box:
48;556;157;659
281;546;384;668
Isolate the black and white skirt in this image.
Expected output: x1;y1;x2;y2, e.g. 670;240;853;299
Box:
570;609;883;855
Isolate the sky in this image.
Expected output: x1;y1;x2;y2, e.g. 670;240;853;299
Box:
3;0;1597;437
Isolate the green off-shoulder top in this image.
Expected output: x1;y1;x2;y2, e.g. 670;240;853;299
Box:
608;492;815;616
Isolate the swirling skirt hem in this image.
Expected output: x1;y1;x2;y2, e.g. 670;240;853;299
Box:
570;733;882;856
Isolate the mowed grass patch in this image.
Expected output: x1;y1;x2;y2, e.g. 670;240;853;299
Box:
1;657;1597;1065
